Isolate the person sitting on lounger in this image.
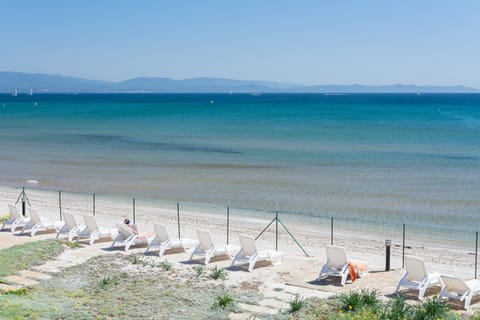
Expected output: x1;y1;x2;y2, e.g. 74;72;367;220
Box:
123;218;138;235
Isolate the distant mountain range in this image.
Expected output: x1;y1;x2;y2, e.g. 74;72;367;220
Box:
0;71;478;93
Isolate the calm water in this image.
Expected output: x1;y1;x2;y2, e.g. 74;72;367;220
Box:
0;93;479;228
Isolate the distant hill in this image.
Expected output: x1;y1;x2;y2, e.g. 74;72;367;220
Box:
0;71;478;93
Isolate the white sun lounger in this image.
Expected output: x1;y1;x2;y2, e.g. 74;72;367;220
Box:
76;215;114;245
2;204;30;232
110;223;151;251
395;256;441;299
145;223;198;256
230;234;283;272
190;230;239;264
318;245;368;286
56;212;84;241
21;208;63;237
438;275;480;310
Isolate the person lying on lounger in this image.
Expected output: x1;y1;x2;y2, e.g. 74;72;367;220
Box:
123;218;138;235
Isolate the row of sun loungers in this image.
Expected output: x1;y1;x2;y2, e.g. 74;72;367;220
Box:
2;205;479;309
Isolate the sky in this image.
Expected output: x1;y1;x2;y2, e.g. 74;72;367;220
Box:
0;1;479;88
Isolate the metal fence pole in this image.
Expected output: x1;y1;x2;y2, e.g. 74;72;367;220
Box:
402;224;406;268
132;198;136;225
58;191;62;221
275;211;278;251
330;217;334;245
226;206;230;245
177;202;181;238
93;193;96;216
476;231;478;279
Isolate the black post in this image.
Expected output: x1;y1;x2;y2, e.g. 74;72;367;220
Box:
177;202;181;238
275;211;278;251
93;193;96;216
132;198;136;225
58;191;62;221
476;231;478;279
402;224;406;268
385;240;391;271
226;206;230;245
331;217;334;245
22;187;26;217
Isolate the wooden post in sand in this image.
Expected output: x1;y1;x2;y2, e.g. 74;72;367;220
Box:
93;193;96;216
177;202;181;238
226;206;230;245
475;231;478;279
275;211;279;251
330;217;334;245
132;198;136;225
402;224;406;268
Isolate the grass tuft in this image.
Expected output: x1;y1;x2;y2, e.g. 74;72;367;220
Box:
289;294;306;314
209;266;227;281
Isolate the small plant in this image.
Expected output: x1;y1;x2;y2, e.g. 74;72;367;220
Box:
413;297;449;320
130;254;140;265
337;289;379;312
193;265;205;278
0;214;10;223
378;295;411;320
160;260;172;271
99;276;119;289
59;240;82;249
209;266;227;281
288;294;305;314
3;287;31;296
212;292;235;310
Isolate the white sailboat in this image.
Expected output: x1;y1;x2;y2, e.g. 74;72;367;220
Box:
12;89;18;96
29;88;33;96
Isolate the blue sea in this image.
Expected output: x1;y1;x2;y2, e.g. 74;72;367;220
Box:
0;93;479;229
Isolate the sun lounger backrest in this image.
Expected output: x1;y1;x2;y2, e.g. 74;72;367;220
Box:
405;256;427;282
8;205;20;219
83;215;99;233
326;245;348;268
116;223;134;239
154;223;169;242
29;208;41;225
197;230;214;251
239;234;258;256
440;275;470;295
62;212;77;230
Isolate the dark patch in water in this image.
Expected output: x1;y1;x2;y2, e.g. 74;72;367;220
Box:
67;134;242;154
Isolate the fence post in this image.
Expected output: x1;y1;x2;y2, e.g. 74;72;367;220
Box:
93;193;96;216
226;206;230;245
402;224;406;268
330;217;334;245
132;198;136;225
177;202;181;238
58;191;62;221
275;211;278;251
476;231;478;279
22;187;26;216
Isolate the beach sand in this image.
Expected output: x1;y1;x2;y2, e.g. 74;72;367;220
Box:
1;185;479;315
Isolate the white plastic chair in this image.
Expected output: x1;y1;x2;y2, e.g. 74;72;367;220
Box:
438;275;480;310
394;256;441;299
145;223;198;257
21;208;63;236
230;234;283;272
318;245;368;286
110;223;150;251
76;215;114;245
190;230;238;264
2;205;30;232
56;212;84;241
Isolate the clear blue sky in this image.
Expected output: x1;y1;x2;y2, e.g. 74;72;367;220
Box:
1;1;479;87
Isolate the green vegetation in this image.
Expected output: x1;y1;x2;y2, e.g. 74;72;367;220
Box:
58;240;83;249
193;265;205;278
0;239;64;279
288;294;306;314
212;292;236;311
160;260;173;271
0;214;10;223
209;266;227;281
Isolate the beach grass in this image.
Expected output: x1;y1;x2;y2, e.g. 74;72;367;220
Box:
0;239;64;279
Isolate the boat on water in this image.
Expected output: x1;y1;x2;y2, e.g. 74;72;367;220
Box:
12;89;18;96
29;88;33;95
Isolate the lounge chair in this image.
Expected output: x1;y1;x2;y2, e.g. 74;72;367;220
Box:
21;208;63;237
145;223;198;256
318;245;368;286
76;215;114;245
230;234;283;272
394;256;441;299
438;275;480;310
56;212;84;241
190;230;239;264
110;223;150;251
2;204;30;232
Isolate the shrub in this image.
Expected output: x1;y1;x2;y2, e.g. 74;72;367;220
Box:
413;297;449;320
289;294;306;314
160;260;172;271
212;292;235;310
378;295;411;320
336;289;380;312
209;266;227;281
193;265;205;278
98;276;119;289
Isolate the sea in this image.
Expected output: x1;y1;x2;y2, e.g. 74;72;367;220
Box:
0;93;479;230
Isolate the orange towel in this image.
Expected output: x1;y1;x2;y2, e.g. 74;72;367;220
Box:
348;262;357;282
